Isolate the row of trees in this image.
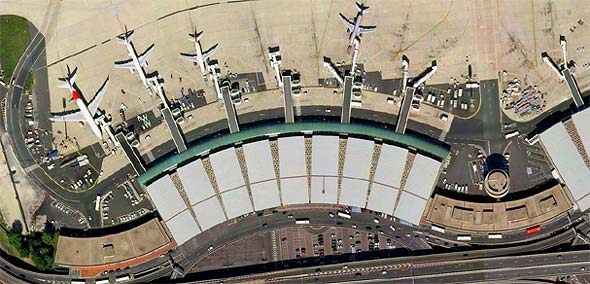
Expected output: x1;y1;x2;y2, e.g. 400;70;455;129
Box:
8;231;58;271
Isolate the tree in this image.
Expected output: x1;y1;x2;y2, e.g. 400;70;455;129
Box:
7;232;30;258
41;232;55;246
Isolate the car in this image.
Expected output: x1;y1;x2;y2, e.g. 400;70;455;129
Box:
208;245;213;251
329;212;335;218
373;218;380;224
287;214;293;219
582;267;586;271
390;225;396;231
352;224;357;229
262;223;268;228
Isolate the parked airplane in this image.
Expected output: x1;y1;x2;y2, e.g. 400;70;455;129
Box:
339;2;376;53
50;65;109;140
114;28;155;92
180;28;219;80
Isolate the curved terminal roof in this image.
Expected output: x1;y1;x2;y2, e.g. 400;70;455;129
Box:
138;121;449;187
141;123;448;246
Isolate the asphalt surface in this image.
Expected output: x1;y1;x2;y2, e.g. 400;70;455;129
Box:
445;79;504;154
178;208;434;273
263;251;590;284
134;212;587;284
168;229;586;284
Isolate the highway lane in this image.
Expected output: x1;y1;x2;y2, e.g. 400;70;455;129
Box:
213;249;589;284
278;251;589;283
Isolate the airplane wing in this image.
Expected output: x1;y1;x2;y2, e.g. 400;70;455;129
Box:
88;77;109;116
138;44;155;67
339;13;355;31
202;44;218;61
179;53;199;63
49;111;84;122
114;58;136;70
358;25;377;34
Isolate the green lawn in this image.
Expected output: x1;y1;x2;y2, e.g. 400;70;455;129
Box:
0;15;32;83
0;225;18;257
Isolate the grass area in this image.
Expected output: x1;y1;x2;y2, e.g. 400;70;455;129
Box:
24;70;33;92
0;15;32;83
0;227;18;256
0;216;18;257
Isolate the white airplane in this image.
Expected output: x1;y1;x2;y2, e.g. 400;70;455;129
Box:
339;2;376;53
49;65;109;140
114;28;155;92
180;29;219;80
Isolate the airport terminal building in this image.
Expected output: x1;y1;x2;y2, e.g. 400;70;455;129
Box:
139;121;449;246
538;107;590;212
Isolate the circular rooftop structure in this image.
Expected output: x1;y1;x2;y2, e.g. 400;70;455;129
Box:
484;169;510;199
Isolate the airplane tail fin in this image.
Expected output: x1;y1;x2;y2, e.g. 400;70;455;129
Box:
188;30;204;42
356;2;369;13
117;26;134;44
57;65;77;88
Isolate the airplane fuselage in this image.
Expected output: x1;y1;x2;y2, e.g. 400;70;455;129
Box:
349;14;363;46
193;38;207;77
126;42;150;90
68;86;102;139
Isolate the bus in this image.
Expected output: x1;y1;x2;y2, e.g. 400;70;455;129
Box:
337;211;351;219
457;235;472;241
525;226;541;235
95;195;101;212
504;130;520;139
488;233;503;239
115;274;131;282
431;225;446;234
295;218;310;225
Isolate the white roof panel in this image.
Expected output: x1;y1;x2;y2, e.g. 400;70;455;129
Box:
541;123;590;201
177;160;216;205
210;148;245;191
572;108;590;157
312;136;339;176
281;177;309;205
394;192;427;226
311;176;338;204
343;138;374;179
166;210;200;246
146;175;187;222
251;180;281;210
221;187;254;219
577;193;590;212
404;155;441;199
367;183;398;215
243;140;275;182
279;136;306;177
374;144;408;188
192;197;227;231
339;178;369;208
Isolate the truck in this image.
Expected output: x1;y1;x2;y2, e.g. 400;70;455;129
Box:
337;211;351;219
295;218;310;225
